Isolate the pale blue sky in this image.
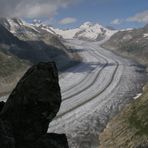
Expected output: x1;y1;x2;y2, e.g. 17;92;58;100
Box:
24;0;148;29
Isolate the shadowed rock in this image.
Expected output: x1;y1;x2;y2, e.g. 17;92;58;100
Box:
0;62;69;148
0;101;5;112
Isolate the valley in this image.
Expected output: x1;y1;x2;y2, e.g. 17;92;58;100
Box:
0;18;147;148
0;0;147;147
48;39;145;148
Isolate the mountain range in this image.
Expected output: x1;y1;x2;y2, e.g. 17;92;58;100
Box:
0;17;148;148
0;17;147;97
0;17;118;94
33;20;117;41
0;17;81;95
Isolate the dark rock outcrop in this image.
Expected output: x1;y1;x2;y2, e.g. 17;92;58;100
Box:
0;62;69;148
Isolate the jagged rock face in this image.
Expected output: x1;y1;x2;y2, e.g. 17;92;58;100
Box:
0;62;68;148
1;62;61;142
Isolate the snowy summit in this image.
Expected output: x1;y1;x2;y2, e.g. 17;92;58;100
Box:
52;21;117;41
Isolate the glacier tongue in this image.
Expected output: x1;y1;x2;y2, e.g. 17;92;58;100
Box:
48;39;145;148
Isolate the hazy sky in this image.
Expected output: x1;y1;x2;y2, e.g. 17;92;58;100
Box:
52;0;148;29
0;0;148;29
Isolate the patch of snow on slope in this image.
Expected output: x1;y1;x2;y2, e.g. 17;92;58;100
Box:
144;33;148;38
133;93;142;100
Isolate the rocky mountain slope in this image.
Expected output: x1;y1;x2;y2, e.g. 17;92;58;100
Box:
0;17;64;49
0;24;30;95
0;62;69;148
0;48;28;96
0;18;80;95
99;24;148;148
0;22;77;68
102;24;148;66
99;85;148;148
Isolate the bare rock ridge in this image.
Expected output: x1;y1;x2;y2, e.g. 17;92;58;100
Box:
0;62;69;148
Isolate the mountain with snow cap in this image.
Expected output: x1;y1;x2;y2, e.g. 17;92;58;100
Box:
0;18;117;41
52;21;117;41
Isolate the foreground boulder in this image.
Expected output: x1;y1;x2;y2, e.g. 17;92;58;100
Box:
0;62;69;148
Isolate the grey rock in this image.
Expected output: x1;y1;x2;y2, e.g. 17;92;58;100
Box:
0;62;68;148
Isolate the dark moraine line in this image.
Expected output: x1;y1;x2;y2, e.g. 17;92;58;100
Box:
55;59;119;119
61;49;108;94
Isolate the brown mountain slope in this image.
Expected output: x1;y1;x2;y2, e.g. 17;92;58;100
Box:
0;20;81;96
99;25;148;148
99;85;148;148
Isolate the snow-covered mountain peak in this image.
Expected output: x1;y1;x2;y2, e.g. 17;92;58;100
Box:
0;18;118;41
52;21;117;40
73;22;117;41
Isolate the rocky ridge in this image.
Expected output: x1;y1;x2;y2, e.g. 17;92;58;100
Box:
102;24;148;66
0;18;81;95
99;24;148;148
